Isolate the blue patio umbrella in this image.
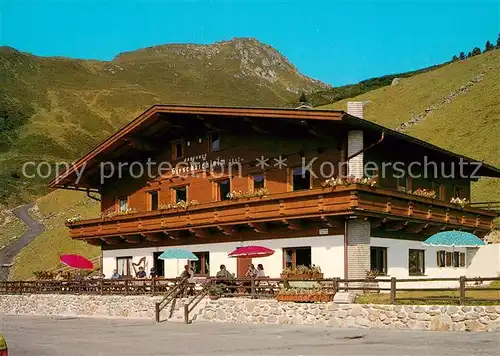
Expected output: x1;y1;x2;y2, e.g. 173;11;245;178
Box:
158;248;199;260
158;248;199;276
423;231;485;248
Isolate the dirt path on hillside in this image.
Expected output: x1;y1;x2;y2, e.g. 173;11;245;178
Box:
0;203;45;281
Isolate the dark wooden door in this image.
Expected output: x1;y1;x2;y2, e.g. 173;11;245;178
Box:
237;257;252;277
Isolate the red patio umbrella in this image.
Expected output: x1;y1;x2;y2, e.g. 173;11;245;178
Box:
59;254;94;270
228;246;274;258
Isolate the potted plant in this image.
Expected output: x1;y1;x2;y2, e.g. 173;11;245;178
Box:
207;284;224;300
363;269;380;293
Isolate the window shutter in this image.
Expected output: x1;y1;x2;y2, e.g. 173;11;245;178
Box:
460;253;465;267
445;252;451;266
436;251;440;266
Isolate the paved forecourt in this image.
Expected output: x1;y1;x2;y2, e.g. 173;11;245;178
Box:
1;315;498;356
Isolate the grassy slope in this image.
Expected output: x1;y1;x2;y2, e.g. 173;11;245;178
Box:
319;50;500;202
0;38;327;206
9;190;100;280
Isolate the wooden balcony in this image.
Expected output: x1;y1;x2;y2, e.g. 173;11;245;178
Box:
67;184;498;247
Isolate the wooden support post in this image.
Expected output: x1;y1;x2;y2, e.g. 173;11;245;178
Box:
99;279;103;295
125;280;129;295
459;276;466;305
184;304;190;324
151;278;156;295
390;277;396;304
155;302;160;323
251;278;256;299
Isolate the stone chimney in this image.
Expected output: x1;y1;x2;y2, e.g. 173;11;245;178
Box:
347;101;364;119
346;102;364;178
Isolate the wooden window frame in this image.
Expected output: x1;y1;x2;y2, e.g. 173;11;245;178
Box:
290;167;313;192
171;139;184;160
116;256;132;276
397;176;412;193
283;246;312;269
370;246;387;275
213;178;231;201
192;251;210;276
208;131;221;152
250;173;266;191
147;190;160;211
171;185;188;203
408;249;425;276
117;197;129;212
453;185;464;198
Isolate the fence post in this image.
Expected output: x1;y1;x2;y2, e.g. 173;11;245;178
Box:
390;277;396;304
250;278;256;299
99;279;103;295
155;302;160;323
125;279;129;295
333;278;339;295
459;276;466;305
184;304;190;324
151;278;156;296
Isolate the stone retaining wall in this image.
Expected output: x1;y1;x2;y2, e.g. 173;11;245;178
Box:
199;299;500;332
0;294;162;319
2;295;499;332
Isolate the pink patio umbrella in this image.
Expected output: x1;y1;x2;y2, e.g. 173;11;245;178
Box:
59;254;94;270
228;246;275;258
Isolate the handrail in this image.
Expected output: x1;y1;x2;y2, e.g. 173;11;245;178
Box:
183;279;214;324
155;277;188;322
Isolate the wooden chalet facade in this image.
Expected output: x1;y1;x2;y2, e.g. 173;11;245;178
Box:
50;103;500;283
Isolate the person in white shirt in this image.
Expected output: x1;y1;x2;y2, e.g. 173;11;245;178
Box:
257;264;266;277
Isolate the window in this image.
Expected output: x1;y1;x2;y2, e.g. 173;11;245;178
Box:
370;247;387;275
172;140;184;159
292;167;311;191
217;179;231;201
173;186;187;203
209;132;220;152
408;249;425;276
432;181;445;201
397;176;411;193
192;252;210;275
437;250;446;267
116;257;132;276
118;197;128;212
253;174;265;190
283;247;311;269
149;191;159;211
453;185;464;198
437;250;465;268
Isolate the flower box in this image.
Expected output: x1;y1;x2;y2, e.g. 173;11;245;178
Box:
280;273;324;280
276;293;333;303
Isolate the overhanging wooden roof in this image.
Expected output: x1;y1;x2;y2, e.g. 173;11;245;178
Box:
48;104;500;190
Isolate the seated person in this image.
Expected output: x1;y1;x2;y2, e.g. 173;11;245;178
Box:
216;264;233;280
215;264;236;293
136;266;147;279
256;264;266;278
110;270;121;279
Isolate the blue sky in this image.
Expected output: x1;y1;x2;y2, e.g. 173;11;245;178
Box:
1;1;498;85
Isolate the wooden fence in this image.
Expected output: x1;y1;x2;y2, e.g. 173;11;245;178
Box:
1;276;499;305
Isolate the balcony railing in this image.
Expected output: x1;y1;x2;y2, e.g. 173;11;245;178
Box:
66;184;497;241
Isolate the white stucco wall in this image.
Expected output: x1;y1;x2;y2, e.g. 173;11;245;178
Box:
102;234;500;289
465;243;500;279
102;235;345;279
